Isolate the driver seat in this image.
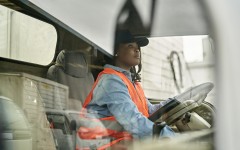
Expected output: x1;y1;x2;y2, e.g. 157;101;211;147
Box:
47;50;94;110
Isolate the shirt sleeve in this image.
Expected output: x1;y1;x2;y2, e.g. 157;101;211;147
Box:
92;74;154;139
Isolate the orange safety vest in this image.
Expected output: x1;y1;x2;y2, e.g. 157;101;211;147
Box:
78;68;149;150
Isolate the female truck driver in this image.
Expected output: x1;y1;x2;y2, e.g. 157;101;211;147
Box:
79;30;175;149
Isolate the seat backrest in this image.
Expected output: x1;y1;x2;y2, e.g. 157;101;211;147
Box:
47;50;94;111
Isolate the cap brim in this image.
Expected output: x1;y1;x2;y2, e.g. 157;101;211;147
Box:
135;37;149;47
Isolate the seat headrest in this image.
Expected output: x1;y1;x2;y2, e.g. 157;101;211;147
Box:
56;50;88;78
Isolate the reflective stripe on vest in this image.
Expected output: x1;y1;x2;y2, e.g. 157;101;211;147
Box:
78;68;149;149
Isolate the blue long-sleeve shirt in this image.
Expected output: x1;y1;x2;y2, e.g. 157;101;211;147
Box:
86;64;172;139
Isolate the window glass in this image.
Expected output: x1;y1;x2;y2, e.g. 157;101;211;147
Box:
141;36;215;106
0;5;57;65
183;35;208;63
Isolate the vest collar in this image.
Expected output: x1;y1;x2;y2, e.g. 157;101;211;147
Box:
104;64;132;81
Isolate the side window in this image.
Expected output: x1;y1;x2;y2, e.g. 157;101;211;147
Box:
183;35;214;64
0;5;57;65
141;36;215;104
183;36;204;63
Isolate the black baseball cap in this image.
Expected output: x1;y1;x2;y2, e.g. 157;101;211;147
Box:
115;30;149;47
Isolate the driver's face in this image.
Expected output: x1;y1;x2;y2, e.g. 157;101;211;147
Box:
116;42;141;67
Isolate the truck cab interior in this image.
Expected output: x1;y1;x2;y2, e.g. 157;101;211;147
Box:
0;0;217;150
